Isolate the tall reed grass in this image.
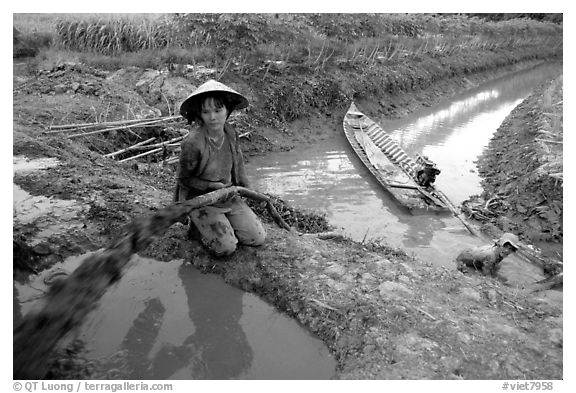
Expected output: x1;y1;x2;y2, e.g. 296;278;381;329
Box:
54;16;174;55
17;13;561;73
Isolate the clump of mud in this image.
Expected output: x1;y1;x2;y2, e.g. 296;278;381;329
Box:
247;194;331;233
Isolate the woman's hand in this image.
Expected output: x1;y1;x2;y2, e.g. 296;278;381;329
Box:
209;181;232;190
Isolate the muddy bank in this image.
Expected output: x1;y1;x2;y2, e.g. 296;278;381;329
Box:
13;58;562;379
242;59;557;158
138;223;563;379
462;77;563;274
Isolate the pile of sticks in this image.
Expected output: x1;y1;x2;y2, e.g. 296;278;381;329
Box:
43;115;252;165
103;129;251;165
43;116;185;163
104;135;185;163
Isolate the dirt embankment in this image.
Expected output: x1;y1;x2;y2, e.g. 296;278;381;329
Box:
13;58;562;379
462;77;563;273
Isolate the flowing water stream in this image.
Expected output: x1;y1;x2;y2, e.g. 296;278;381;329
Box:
246;61;563;287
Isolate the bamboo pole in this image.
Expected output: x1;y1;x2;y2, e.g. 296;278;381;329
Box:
67;118;180;139
46;119;149;132
67;123;157;139
124;136;185;152
46;115;181;133
388;183;419;190
103;137;157;158
163;157;180;165
118;147;164;163
434;189;480;237
54;117;168;129
13;187;291;379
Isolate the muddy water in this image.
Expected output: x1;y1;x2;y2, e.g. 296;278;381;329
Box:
13;156;88;244
13;157;336;379
246;62;562;287
15;255;336;379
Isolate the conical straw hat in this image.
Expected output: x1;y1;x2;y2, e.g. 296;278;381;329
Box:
179;79;249;120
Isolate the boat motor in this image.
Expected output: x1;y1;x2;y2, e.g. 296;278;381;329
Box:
415;155;441;188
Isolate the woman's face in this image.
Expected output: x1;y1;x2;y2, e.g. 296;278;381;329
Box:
200;97;228;132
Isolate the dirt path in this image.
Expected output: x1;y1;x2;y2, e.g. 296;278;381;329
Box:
12;60;562;379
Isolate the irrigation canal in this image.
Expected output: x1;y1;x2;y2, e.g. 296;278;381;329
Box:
246;61;563;287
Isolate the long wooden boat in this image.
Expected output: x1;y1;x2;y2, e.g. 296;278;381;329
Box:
343;102;451;214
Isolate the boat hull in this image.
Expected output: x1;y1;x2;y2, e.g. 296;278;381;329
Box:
343;102;450;214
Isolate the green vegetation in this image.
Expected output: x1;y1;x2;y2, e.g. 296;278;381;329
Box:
14;13;562;124
16;13;562;65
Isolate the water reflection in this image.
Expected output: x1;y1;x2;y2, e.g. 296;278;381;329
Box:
395;89;501;149
424;107;520;204
399;212;447;248
384;62;562;153
379;63;562;205
174;263;253;379
15;256;336;380
383;101;523;204
246;61;562;285
121;298;171;378
108;262;253;379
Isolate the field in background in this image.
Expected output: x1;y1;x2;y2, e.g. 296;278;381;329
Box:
13;13;563;125
14;13;562;66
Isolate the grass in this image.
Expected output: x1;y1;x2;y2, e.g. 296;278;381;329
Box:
13;13;167;58
13;13;165;33
14;13;562;65
13;13;563;124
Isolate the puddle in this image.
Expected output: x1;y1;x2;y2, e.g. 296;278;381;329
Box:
15;254;337;380
13;184;84;225
13;182;87;248
13;156;75;226
13;156;61;173
13;156;87;245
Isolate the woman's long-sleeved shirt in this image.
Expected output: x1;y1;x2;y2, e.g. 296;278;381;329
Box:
174;123;250;202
